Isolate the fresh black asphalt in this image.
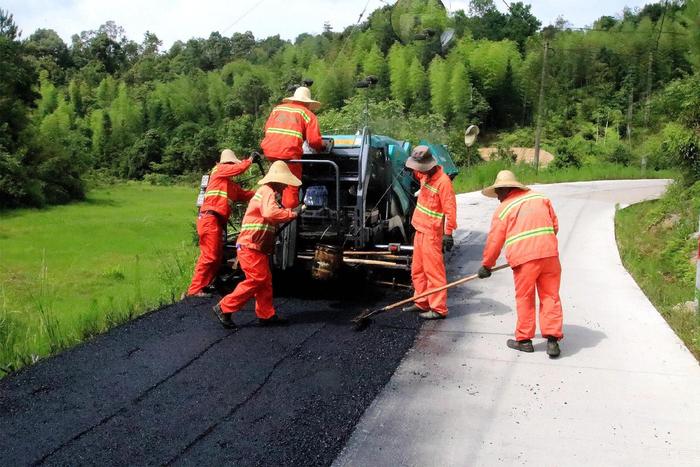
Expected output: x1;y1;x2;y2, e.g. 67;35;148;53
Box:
0;279;420;466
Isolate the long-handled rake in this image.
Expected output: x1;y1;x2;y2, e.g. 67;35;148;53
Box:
352;264;510;331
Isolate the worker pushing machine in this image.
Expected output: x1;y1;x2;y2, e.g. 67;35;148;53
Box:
478;170;563;358
261;86;325;208
402;146;457;320
212;161;303;329
185;149;256;298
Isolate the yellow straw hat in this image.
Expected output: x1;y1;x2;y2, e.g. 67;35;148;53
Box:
282;86;321;112
258;161;302;187
481;170;530;198
219;149;241;164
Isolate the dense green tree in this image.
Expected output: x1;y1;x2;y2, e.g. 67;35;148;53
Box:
1;1;699;209
407;56;429;112
388;44;410;106
449;60;471;123
428;56;450;118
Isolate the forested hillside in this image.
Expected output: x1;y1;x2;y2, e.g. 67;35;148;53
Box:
1;0;699;209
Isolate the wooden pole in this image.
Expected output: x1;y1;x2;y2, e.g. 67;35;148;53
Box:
533;40;549;173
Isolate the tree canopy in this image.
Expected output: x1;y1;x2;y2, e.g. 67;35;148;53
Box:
1;0;699;208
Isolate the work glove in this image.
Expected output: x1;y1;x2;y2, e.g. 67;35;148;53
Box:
442;234;454;252
477;266;492;279
249;151;262;164
291;204;306;216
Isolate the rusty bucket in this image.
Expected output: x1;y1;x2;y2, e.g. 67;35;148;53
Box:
311;244;343;281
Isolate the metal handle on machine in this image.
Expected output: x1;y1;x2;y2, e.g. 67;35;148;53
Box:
287;159;341;228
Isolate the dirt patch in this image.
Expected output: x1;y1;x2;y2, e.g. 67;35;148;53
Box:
479;147;555;166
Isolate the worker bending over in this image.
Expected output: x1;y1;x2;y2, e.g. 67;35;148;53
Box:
185;149;256;298
261;86;325;208
479;170;563;358
212;161;303;329
402;146;457;320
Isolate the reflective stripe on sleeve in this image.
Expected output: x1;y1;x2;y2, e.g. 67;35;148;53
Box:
240;223;275;232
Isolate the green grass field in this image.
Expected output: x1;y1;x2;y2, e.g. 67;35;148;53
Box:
615;181;700;359
453;161;676;193
0;183;199;374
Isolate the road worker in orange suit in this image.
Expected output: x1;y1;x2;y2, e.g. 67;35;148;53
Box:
261;86;325;208
185;149;256;298
212;161;303;329
478;170;563;358
402;146;457;320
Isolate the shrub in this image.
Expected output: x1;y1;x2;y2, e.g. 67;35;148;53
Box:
605;143;632;166
658;123;700;184
551;138;583;169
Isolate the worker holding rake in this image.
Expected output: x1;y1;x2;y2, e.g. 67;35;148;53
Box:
185;149;256;298
479;170;563;358
402;146;457;320
212;161;302;329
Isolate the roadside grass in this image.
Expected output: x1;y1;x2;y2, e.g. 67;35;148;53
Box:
615;181;700;359
0;183;199;375
453;161;676;193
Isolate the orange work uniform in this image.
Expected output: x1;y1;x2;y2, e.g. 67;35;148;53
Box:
260;102;324;208
187;159;254;296
482;189;563;341
410;166;457;316
218;185;297;318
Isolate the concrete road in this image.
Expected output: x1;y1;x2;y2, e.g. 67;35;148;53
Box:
335;179;700;467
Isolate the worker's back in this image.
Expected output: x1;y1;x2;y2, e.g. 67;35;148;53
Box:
489;189;559;268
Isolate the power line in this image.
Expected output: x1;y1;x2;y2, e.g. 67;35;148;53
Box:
333;0;372;63
221;0;267;35
559;26;687;36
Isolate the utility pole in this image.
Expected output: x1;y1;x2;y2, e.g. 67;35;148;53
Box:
626;88;633;148
533;39;549;173
643;51;653;126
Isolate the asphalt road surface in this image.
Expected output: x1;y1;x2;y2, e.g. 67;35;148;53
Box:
0;279;419;466
3;179;700;466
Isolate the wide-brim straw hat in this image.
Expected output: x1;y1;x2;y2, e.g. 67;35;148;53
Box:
405;145;438;172
481;170;530;198
258;161;302;187
282;86;321;112
219;149;241;164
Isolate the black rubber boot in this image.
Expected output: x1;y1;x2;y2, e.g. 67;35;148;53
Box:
258;314;289;327
546;337;561;358
418;310;446;320
506;339;534;353
212;304;236;330
402;304;426;313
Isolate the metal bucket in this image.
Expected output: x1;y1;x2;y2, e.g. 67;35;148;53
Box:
311;244;343;281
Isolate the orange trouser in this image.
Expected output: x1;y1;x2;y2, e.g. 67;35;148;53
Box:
411;230;448;315
219;247;275;319
512;256;564;341
187;214;223;295
268;158;302;208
